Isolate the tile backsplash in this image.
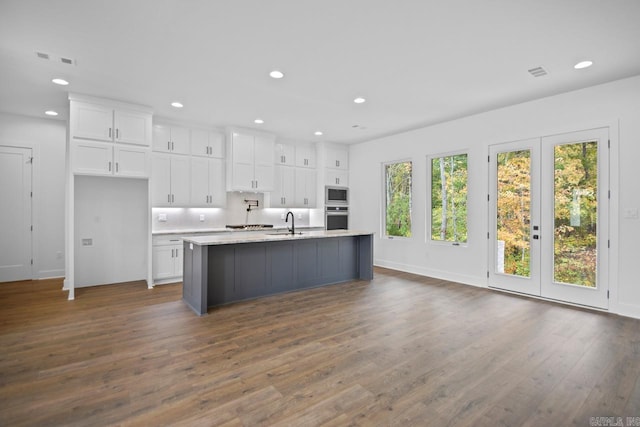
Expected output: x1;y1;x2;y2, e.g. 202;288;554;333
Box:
152;192;322;232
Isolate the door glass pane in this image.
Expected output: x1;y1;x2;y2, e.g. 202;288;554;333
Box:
553;141;598;287
496;150;531;277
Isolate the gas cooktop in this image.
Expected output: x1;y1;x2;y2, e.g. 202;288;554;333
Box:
225;224;274;231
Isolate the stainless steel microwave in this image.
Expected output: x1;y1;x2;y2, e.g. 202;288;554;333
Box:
325;186;348;205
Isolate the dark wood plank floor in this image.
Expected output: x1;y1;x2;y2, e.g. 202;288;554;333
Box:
1;268;639;426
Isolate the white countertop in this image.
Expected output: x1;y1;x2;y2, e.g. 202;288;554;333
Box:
152;226;324;236
182;229;374;246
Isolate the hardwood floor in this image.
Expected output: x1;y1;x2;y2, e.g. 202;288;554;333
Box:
1;268;639;426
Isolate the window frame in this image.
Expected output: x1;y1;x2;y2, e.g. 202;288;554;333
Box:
381;158;413;240
427;150;469;247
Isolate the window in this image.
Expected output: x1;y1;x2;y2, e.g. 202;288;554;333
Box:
430;153;468;243
384;161;412;237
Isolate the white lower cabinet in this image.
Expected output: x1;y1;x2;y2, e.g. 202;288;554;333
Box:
152;237;183;282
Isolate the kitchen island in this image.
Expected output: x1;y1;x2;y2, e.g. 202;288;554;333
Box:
181;230;374;315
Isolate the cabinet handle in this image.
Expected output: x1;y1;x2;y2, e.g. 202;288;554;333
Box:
171;249;174;258
109;128;112;138
172;194;174;203
168;141;171;151
116;162;119;173
116;129;119;139
108;161;112;172
336;160;339;167
283;155;286;163
207;146;210;155
172;142;175;151
168;194;171;203
304;198;308;205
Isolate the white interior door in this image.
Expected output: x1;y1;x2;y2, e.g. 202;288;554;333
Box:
489;128;609;309
0;146;32;282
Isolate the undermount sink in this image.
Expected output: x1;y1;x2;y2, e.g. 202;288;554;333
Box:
265;232;304;236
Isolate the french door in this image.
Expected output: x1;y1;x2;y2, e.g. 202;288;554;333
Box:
489;128;609;309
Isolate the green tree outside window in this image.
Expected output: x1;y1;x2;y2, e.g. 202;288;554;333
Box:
385;161;412;237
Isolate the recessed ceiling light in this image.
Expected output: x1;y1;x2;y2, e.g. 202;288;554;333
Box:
45;110;58;116
314;131;323;136
51;78;69;86
353;97;366;104
171;102;184;108
269;70;284;79
574;60;593;69
254;118;264;124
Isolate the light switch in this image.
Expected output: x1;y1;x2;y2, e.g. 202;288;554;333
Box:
624;208;639;219
82;238;93;246
158;213;167;222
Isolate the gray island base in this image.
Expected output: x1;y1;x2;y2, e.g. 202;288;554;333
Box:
182;230;374;315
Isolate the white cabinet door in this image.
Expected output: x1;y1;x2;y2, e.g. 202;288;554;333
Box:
192;130;225;158
153;125;172;153
152;125;190;154
326;169;349;187
209;158;226;206
275;142;295;165
190;156;210;206
170;155;190;205
114;109;151;146
295;143;317;168
170;127;190;155
295;168;317;208
326;145;348;170
152;246;175;279
208;131;225;158
114;145;149;178
254;135;275;191
152;153;172;206
190;129;210;158
174;245;183;277
272;165;294;207
71;102;113;142
230;133;255;190
71;141;113;175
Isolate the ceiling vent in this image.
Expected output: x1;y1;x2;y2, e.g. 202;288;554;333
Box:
528;67;547;77
35;51;76;65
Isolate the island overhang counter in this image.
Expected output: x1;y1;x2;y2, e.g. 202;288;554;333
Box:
181;230;374;315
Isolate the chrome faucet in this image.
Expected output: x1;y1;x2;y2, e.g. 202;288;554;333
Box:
285;211;295;235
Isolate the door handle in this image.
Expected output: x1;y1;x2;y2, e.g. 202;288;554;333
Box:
533;235;539;240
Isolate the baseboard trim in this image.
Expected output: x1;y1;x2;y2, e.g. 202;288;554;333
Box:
374;259;485;288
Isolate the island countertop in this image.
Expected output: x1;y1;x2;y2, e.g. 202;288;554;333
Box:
182;229;374;246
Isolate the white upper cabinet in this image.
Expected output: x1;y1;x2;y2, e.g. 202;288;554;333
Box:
227;129;275;191
70;100;151;146
191;129;225;158
271;165;295;207
325;144;349;170
325;169;348;187
190;157;226;207
295;167;317;208
152;125;190;154
151;153;190;206
275;142;295;166
295;143;317;168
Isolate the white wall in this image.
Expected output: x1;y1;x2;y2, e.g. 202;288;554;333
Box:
0;112;66;279
350;75;640;318
74;176;148;287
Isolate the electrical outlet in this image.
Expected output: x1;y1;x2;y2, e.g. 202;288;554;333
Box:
298;213;302;219
199;214;205;222
56;251;62;259
158;213;167;222
81;238;93;246
280;213;285;219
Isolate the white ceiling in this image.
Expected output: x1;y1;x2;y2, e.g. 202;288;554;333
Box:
1;0;639;144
